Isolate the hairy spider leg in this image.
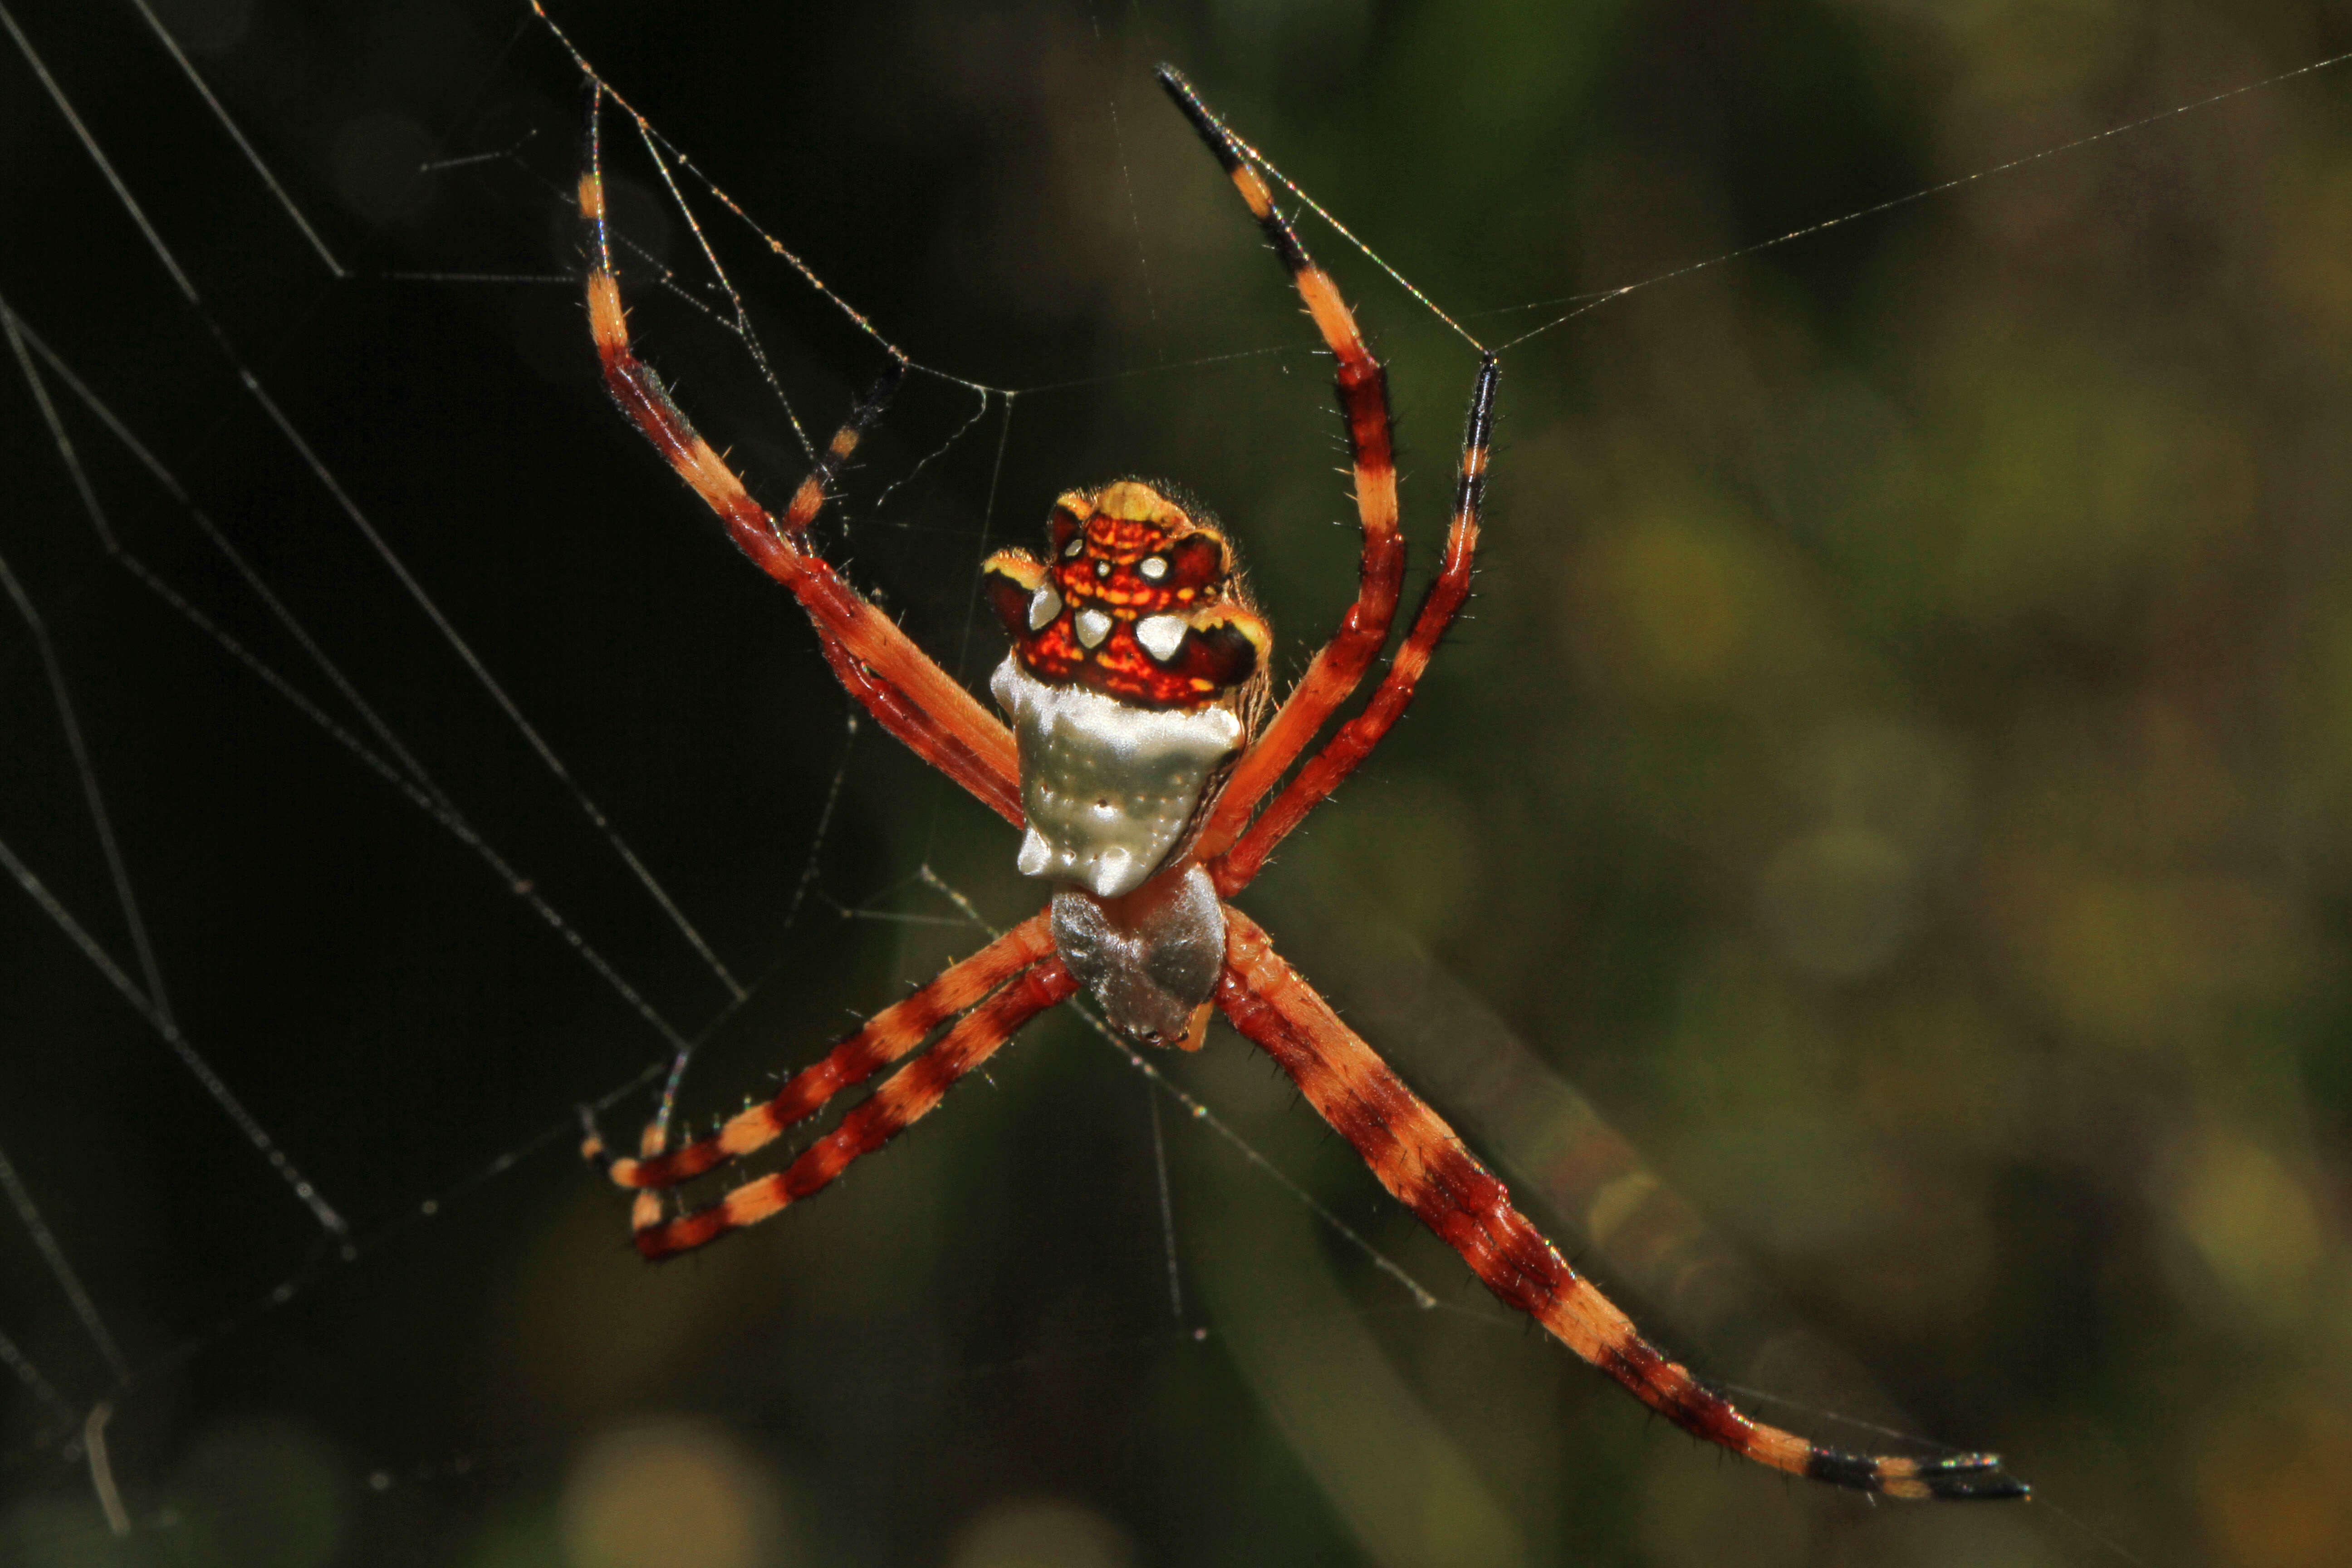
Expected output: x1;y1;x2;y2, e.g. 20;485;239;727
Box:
1154;67;1406;860
1215;355;1499;893
1215;908;2027;1501
586;913;1058;1194
631;956;1079;1260
575;98;1022;826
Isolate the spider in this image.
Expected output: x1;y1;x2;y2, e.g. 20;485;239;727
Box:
570;60;2026;1503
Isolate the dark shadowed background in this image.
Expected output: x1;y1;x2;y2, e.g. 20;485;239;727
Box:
3;1;2350;1564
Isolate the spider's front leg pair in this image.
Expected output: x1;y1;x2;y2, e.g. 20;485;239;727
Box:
573;58;2023;1502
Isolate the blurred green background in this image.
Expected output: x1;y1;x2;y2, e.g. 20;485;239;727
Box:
2;0;2350;1564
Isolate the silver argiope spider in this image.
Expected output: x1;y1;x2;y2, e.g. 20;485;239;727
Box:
566;44;2027;1503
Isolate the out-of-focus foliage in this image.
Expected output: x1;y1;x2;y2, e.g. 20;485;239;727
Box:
1;1;2348;1564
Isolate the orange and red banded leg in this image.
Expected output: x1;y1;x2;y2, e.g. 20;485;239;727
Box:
587;913;1058;1196
632;956;1078;1260
1214;909;2026;1501
576;103;1021;826
1215;355;1499;894
1155;67;1406;858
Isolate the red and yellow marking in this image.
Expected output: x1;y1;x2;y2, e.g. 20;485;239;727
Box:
984;480;1268;711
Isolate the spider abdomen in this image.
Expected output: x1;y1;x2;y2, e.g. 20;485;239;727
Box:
1049;866;1225;1048
990;654;1239;901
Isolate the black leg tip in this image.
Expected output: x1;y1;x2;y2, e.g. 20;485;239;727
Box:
1806;1447;2029;1502
1921;1457;2032;1502
1152;65;1242;171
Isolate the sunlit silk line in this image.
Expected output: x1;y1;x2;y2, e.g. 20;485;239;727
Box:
926;393;1023;873
374;270;577;286
0;836;351;1241
121;0;345;276
540;6;2352;434
1160;48;2352;371
1199;113;1487;354
612;95;816;464
2;6;749;1007
248;347;752;995
0;524;172;1039
111;1068;650;1403
873;384;996;515
418;138;542;176
784;712;863;938
538;0;1346;416
1004;341;1302;396
229;348;744;1006
0;1138;130;1382
1496;44;2352;354
535;4;1000;418
0;555;194;1488
1;307;353;1247
1071;998;1441;1311
536;1;1463;510
915;868;1441;1309
561;47;1104;565
647;711;862;1148
644;709;866;1145
0;299;441;789
1714;1379;1996;1455
1145;1086;1186;1322
1099;29;1166;352
0;1;199;305
539;0;1264;459
0;294;696;1065
0;1320;75;1429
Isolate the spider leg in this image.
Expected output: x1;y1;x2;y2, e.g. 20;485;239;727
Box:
1156;68;1406;859
630;955;1078;1260
1213;355;1499;892
1214;908;2026;1501
587;912;1058;1192
576;107;1021;826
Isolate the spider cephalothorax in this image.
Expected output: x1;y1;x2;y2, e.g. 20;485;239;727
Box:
983;480;1272;711
569;39;2025;1502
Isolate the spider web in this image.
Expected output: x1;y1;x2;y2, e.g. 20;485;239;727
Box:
3;3;2349;1565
